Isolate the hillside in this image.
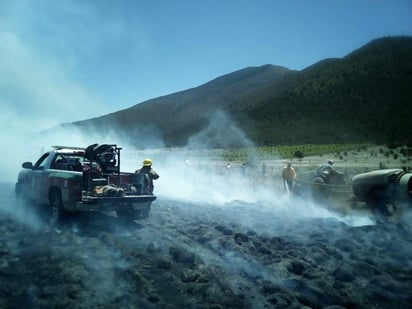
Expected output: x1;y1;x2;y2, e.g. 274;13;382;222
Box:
69;64;292;147
68;36;412;148
230;36;412;146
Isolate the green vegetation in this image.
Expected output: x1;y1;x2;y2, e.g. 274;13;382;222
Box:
220;143;372;161
164;143;372;162
229;36;412;146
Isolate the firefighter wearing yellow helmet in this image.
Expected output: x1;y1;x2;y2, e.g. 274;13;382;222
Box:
143;158;152;166
135;158;159;194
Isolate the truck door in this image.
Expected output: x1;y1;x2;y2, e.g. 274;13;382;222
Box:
28;153;50;202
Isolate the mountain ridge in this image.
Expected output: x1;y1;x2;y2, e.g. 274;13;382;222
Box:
68;36;412;148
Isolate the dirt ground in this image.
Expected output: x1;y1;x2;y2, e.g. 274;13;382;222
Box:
1;145;412;308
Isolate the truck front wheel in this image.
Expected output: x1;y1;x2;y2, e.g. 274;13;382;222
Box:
49;190;65;225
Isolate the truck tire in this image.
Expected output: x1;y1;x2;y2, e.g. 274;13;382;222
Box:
116;203;151;221
49;190;65;225
15;183;25;200
116;208;138;221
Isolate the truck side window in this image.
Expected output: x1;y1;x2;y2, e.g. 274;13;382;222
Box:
52;154;67;170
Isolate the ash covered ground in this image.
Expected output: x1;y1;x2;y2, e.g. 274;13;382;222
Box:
1;172;412;309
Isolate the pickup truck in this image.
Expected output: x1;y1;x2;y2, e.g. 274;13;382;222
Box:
15;144;156;224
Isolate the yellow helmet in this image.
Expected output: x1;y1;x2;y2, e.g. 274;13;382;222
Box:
143;158;152;166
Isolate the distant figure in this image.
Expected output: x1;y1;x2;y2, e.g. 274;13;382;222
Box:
261;162;267;176
241;162;247;176
317;160;334;175
135;158;159;194
226;162;232;175
183;159;191;177
282;161;296;192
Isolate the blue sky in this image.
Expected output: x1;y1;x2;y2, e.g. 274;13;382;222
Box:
1;0;412;129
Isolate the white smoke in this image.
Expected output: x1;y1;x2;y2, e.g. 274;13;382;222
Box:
187;110;254;149
0;103;375;230
123;110;376;228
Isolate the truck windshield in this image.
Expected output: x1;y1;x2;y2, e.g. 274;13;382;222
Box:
34;153;50;170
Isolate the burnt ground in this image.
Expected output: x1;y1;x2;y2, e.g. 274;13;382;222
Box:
1;181;412;309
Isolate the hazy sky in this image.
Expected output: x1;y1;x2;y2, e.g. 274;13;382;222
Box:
1;0;412;128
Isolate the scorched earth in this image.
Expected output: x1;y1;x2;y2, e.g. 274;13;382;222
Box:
0;180;412;308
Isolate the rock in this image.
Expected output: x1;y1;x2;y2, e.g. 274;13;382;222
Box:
146;242;156;253
181;270;200;282
246;229;257;237
169;246;196;264
333;267;355;282
262;280;283;294
147;293;161;303
209;305;224;309
234;233;249;244
270;236;287;249
215;225;233;236
268;292;296;308
253;241;272;255
287;261;306;275
157;258;172;270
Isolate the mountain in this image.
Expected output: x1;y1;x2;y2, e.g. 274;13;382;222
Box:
68;36;412;148
230;36;412;146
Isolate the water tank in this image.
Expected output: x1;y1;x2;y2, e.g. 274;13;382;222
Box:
352;169;405;202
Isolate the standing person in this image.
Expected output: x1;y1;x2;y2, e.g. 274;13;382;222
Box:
282;161;296;193
226;162;232;175
135;158;159;194
241;162;247;177
261;162;267;177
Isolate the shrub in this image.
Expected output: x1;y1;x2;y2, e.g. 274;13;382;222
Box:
294;150;304;158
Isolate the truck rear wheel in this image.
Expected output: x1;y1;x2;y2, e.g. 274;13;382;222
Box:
139;203;151;219
49;190;65;225
116;208;138;221
116;203;151;221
